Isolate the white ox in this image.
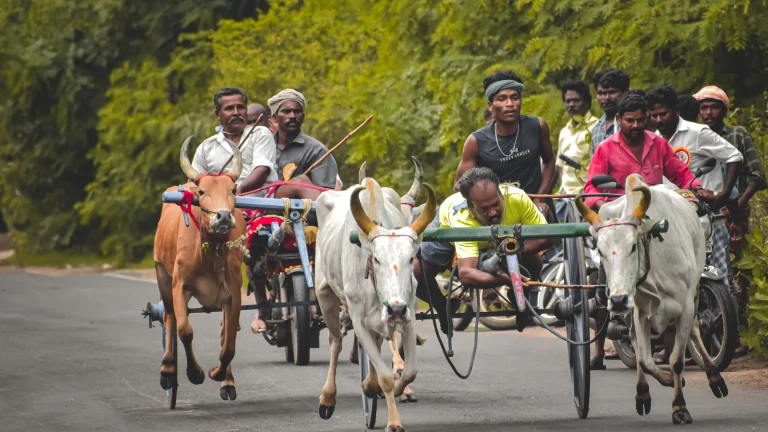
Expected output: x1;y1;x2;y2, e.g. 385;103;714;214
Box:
577;174;728;425
314;163;436;432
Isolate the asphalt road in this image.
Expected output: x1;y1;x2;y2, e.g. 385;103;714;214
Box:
1;270;766;432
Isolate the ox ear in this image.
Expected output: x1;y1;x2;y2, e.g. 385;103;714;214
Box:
638;219;659;236
588;224;598;239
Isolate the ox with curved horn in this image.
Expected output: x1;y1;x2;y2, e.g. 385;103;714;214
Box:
350;186;378;235
575;195;603;226
358;161;367;184
627;175;651;220
400;157;424;207
350;182;436;236
179;136;243;182
409;183;436;235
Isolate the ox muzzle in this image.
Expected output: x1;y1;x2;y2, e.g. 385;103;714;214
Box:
383;298;410;325
608;294;634;312
210;209;236;234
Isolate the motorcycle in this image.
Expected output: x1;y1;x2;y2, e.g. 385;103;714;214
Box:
590;159;738;372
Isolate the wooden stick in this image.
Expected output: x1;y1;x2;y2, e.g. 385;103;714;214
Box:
302;115;374;177
217;113;264;175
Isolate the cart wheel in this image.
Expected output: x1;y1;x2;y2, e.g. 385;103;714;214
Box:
161;321;179;409
358;342;377;429
563;201;590;419
289;272;311;366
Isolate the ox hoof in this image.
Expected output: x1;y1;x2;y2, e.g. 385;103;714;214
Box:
160;374;176;391
220;385;237;401
209;366;227;382
318;404;335;419
399;393;418;403
385;425;405;432
635;395;651;415
672;407;693;425
707;372;728;398
187;367;206;385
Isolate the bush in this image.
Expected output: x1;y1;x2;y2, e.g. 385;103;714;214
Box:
734;230;768;351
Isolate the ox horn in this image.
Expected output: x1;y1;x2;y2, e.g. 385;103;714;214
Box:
179;135;200;181
631;184;651;220
350;186;378;235
409;183;436;235
358;161;367;184
223;138;243;181
575;196;603;226
401;157;424;205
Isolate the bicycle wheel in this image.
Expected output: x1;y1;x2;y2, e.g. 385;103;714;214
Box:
436;275;473;331
536;256;566;326
563;201;590;419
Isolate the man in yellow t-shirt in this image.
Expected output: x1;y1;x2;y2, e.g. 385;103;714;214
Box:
415;167;550;333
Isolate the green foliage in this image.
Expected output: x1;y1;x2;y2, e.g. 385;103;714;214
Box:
0;0;265;257
4;0;768;265
734;229;768;349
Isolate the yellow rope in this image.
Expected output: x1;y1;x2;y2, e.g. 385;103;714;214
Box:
280;198;318;244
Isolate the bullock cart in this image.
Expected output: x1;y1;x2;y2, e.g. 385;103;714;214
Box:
142;193;323;407
349;201;669;427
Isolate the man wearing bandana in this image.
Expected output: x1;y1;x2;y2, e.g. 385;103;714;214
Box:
268;88;338;197
249;88;338;333
454;70;557;221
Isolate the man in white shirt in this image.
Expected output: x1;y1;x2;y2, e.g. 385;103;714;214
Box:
647;86;742;208
647;85;743;364
192;88;277;197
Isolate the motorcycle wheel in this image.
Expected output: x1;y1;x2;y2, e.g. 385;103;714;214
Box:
689;278;738;372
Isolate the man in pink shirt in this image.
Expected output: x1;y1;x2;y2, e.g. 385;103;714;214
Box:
584;93;714;210
582;93;714;370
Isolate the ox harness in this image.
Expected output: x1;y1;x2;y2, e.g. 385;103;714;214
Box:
176;183;247;256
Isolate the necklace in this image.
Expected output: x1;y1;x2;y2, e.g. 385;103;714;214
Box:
221;130;241;136
494;120;521;158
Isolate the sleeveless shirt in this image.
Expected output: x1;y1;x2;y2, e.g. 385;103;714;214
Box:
471;115;542;194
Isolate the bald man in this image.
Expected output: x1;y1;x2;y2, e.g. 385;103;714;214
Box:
247;103;271;128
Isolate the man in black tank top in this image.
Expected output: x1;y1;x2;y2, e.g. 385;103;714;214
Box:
454;70;556;218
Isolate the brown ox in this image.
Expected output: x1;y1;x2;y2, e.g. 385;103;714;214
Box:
154;136;246;401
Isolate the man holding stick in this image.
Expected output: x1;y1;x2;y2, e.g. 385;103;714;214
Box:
267;88;338;200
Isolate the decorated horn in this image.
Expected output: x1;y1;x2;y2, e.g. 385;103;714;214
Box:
350;186;378;235
358;161;367;184
179;135;201;181
575;196;603;226
223;138;243;181
631;184;651;219
401;157;424;205
409;183;436;235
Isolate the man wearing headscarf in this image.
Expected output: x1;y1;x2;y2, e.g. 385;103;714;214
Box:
266;88;338;191
249;88;339;334
453;70;556;222
695;85;767;358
